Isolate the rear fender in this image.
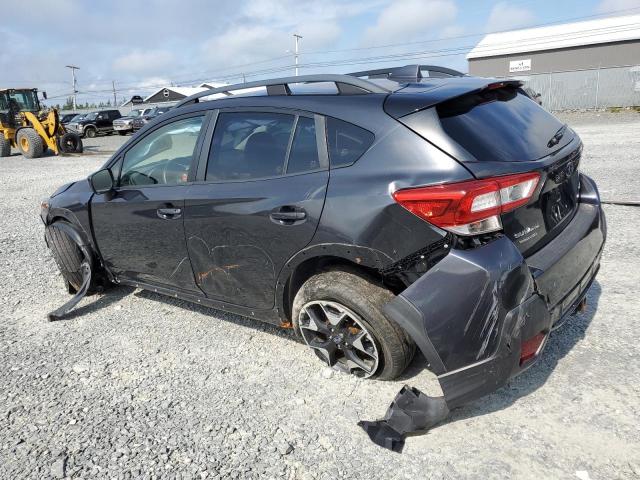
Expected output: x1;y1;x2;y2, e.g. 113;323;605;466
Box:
275;243;394;320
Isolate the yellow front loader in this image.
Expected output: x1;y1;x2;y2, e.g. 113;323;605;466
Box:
0;88;82;158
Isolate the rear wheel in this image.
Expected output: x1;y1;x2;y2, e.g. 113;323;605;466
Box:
84;127;97;138
292;269;415;380
0;135;10;157
16;128;44;158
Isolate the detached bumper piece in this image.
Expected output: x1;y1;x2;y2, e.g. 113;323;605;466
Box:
359;386;449;452
47;262;92;321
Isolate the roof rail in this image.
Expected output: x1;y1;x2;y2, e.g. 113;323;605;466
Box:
174;74;390;108
349;64;465;80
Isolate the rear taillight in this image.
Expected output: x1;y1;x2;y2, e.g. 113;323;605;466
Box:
392;172;539;235
520;332;547;365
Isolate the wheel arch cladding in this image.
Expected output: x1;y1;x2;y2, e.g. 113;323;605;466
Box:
276;244;394;322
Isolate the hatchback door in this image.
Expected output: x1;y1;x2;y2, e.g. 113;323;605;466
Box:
184;109;329;309
433;86;580;255
91;113;208;292
397;84;581;256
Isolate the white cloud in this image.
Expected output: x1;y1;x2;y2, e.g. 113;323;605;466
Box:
363;0;458;44
486;2;535;32
243;0;383;25
596;0;640;13
113;50;175;75
441;24;465;38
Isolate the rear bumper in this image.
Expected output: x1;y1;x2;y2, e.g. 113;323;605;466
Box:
384;173;605;409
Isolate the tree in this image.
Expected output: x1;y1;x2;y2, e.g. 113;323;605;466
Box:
63;97;74;111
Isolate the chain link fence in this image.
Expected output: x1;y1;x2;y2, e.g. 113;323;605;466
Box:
509;65;640;111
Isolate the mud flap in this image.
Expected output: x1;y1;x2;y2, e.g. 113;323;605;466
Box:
47;262;92;321
358;386;449;452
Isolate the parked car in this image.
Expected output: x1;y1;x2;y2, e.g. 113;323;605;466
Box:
41;66;605;413
66;109;122;138
60;113;80;125
113;107;154;136
131;106;173;132
524;86;543;105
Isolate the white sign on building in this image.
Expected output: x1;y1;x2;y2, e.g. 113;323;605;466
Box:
509;59;532;73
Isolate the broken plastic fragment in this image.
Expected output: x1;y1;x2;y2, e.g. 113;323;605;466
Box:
47;262;92;321
358;385;450;452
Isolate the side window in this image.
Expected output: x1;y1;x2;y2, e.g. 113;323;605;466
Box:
120;116;204;187
206;112;294;181
286;117;320;174
326;117;374;168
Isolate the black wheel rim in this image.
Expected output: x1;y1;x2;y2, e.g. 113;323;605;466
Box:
298;301;380;378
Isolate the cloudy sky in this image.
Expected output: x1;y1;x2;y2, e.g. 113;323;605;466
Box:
1;0;638;105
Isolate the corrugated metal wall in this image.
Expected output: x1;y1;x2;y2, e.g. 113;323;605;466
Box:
509;65;640;110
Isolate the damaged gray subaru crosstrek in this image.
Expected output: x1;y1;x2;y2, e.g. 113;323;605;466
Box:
41;65;605;446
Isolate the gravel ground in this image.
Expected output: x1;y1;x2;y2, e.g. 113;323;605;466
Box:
1;114;639;479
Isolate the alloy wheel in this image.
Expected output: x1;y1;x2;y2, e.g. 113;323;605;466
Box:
298;300;380;378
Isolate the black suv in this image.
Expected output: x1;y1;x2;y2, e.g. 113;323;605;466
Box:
41;65;605;412
66;109;122;138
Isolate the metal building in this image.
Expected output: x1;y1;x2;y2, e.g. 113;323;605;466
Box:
467;15;640;109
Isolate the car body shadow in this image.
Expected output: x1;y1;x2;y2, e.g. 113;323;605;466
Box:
57;285;136;320
133;288;298;341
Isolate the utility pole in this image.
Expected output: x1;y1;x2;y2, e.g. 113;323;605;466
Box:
293;34;303;76
65;65;79;111
112;80;117;107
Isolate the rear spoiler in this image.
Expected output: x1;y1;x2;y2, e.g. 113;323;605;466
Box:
384;78;523;118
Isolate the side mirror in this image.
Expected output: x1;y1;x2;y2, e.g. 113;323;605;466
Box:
90;169;114;194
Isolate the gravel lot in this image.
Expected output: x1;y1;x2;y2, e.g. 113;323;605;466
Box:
1;114;639;479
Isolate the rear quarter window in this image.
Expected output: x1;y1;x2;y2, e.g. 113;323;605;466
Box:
326;117;374;168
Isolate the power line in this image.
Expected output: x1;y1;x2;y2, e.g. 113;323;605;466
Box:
39;6;640;102
68;20;640;98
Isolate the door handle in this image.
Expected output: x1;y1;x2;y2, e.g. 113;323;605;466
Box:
157;207;182;219
270;206;307;224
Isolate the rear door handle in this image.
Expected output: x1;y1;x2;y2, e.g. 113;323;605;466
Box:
157;207;182;219
270;207;307;224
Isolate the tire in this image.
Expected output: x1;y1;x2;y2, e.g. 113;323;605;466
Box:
84;127;97;138
292;269;415;380
0;135;10;157
58;132;83;154
45;222;86;291
117;131;127;136
16;128;44;159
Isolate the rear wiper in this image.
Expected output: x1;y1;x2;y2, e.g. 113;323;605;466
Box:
547;124;567;148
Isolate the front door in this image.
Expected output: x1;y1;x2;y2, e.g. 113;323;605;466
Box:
91;114;207;292
184;110;329;309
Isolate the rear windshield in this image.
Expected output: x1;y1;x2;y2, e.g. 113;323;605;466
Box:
437;87;570;162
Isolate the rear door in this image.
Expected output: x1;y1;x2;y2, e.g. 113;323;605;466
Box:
184;108;329;309
91;113;208;292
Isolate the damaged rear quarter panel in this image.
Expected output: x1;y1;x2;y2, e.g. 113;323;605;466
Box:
388;236;534;373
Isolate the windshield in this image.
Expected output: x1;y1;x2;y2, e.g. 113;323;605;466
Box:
84;112;98;120
0;90;39;112
128;109;143;118
71;114;85;122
